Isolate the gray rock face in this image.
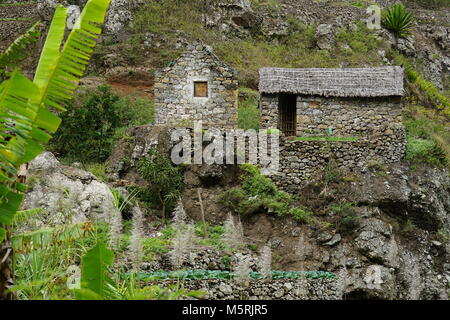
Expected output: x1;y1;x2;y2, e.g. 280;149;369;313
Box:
104;0;141;35
354;219;399;267
315;24;335;50
21;152;116;227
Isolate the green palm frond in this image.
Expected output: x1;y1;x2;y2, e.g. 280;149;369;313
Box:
33;0;111;111
0;0;111;242
0;71;40;183
12;208;43;225
12;223;85;253
381;3;415;38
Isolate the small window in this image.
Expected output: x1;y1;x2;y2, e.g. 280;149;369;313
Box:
194;81;208;97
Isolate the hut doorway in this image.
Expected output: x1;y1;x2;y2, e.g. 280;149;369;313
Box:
278;94;297;136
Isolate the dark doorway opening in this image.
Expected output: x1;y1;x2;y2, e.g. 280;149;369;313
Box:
278;94;297;136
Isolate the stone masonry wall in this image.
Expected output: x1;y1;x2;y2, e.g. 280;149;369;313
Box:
159;278;340;300
260;94;404;138
272;137;406;193
154;42;238;129
259;94;406;190
295;96;404;137
260;94;279;129
108;124;405;192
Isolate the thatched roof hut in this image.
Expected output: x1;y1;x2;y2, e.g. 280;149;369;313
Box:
259;66;404;97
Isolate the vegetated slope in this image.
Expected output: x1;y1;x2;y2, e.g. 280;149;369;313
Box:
4;0;450;300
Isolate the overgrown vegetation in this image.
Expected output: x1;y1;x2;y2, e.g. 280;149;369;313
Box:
389;53;450;168
220;164;313;223
0;0;111;299
330;202;360;233
216;21;383;88
404;111;449;167
50;85;154;163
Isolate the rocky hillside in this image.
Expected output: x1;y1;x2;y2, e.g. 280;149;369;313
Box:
102;124;450;299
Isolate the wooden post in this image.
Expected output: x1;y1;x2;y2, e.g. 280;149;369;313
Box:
197;188;208;237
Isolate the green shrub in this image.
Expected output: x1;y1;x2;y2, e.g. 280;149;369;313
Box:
86;163;108;182
340;214;361;232
194;223;225;248
238;198;265;215
406;138;446;167
264;197;290;216
324;159;342;184
381;3;415;38
289;207;313;223
219;164;313;223
351;0;368;8
404;115;448;167
394;55;450;116
331;202;360;232
220;187;247;211
114;95;155;126
136;149;184;219
336;22;382;54
51;85;155;163
214;22;382;88
240;163;277;197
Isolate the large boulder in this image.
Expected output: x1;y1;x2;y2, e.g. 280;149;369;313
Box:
21;152;116;227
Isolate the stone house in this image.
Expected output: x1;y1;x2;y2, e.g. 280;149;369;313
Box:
154;42;238;128
258;66;407;189
259;66;405;139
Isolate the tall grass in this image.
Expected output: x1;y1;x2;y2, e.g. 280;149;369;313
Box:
404;107;449;168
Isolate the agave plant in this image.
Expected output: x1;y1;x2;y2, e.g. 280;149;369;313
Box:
0;0;111;299
381;3;415;39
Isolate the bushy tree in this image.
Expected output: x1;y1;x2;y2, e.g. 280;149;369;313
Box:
51;85;154;163
51;85;122;162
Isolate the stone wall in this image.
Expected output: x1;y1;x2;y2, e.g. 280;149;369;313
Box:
159;278;340;300
154;42;238;129
296;96;404;137
272;137;406;193
260;94;279;130
108;123;405;192
260;94;404;138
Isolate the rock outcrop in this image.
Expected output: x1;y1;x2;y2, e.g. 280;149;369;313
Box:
21;152;116;227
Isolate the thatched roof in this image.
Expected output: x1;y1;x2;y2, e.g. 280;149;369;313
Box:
259;67;404;97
